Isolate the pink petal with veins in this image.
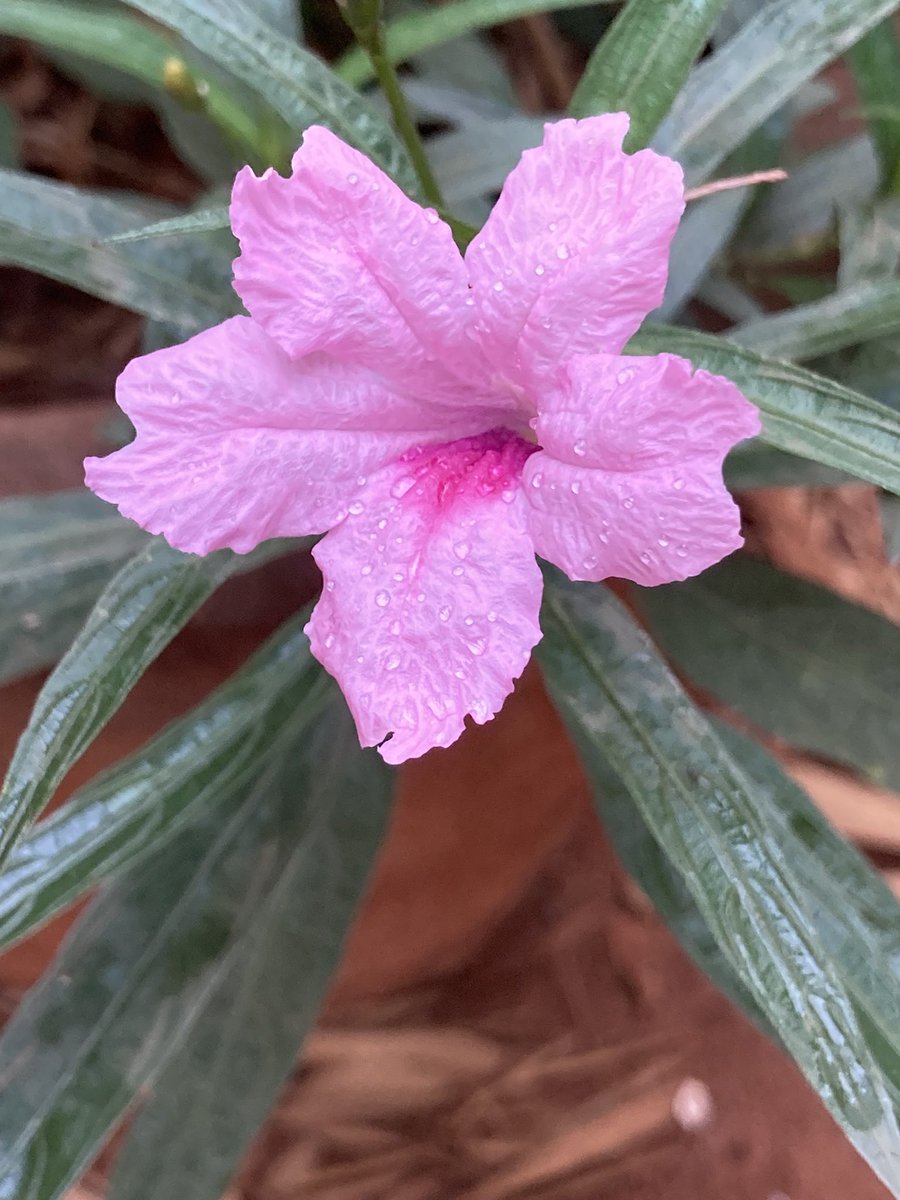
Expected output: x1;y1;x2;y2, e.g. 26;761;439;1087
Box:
523;352;760;584
465;114;684;397
306;429;542;763
85;317;493;555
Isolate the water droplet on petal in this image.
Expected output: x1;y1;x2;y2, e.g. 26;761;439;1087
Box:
534;264;545;276
487;610;497;623
439;606;451;621
417;592;426;603
326;580;335;592
616;368;634;385
556;243;569;260
623;496;635;510
493;280;504;292
392;571;405;582
658;536;669;547
356;655;364;664
454;668;466;680
583;554;598;570
463;616;474;627
375;591;390;608
390;620;401;635
348;500;364;515
531;472;543;489
640;551;652;565
424;209;439;224
356;475;367;487
347;172;359;184
673;478;685;490
454;541;470;559
548;221;557;232
360;564;373;576
452;565;464;577
377;518;388;530
676;544;688;558
386;653;401;671
573;439;587;457
467;638;487;656
391;476;415;499
465;295;475;307
570;480;581;495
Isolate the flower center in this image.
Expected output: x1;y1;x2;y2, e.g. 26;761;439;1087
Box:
392;427;537;510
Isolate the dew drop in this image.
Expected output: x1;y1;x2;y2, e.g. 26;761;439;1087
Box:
348;500;365;515
463;615;474;626
360;564;373;576
599;531;609;544
347;172;359;184
439;606;451;622
583;555;598;570
623;496;635;510
356;655;364;664
392;571;405;582
375;591;390;608
676;544;688;558
673;478;685;491
417;592;426;602
658;536;669;548
452;565;465;577
424;209;439;224
454;541;470;559
573;439;587;457
356;474;367;487
325;580;335;592
570;480;581;495
534;264;545;276
548;221;557;232
541;317;552;329
467;638;487;656
493;280;504;292
530;472;543;489
487;610;497;622
454;668;466;680
377;518;388;530
386;653;401;671
556;243;569;260
465;296;475;307
640;551;652;565
391;476;415;499
616;368;634;385
501;489;517;504
427;697;446;718
390;620;401;635
324;633;335;649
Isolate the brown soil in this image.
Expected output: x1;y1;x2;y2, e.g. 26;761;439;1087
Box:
1;30;898;1200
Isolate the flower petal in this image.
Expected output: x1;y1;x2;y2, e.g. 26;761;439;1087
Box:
85;317;489;556
524;353;760;584
232;125;480;405
465;114;684;393
306;430;543;764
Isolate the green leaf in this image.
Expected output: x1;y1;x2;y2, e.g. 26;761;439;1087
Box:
120;0;419;195
0;537;293;871
838;197;900;288
724;440;850;489
0;682;389;1200
0;492;146;686
538;573;900;1194
0;170;237;329
107;708;390;1200
654;0;900;185
0;1;269;164
630;323;900;495
636;556;900;790
335;0;607;88
102;204;231;245
569;0;728;148
847;19;900;193
0;611;314;953
0;102;18;168
729;279;900;361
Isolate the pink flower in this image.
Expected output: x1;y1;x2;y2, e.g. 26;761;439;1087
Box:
85;114;759;764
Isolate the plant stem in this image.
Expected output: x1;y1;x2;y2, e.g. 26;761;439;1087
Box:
364;30;445;208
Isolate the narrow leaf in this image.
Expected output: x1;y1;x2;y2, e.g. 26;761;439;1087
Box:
0;685;388;1200
336;0;607;88
103;204;230;245
654;0;900;184
0;537;292;870
120;0;419;194
569;0;728;149
108;709;390;1200
539;574;900;1193
0;170;236;329
847;19;900;192
637;556;900;790
729;279;900;361
0;1;265;160
630;323;900;495
0;612;315;952
0;492;146;686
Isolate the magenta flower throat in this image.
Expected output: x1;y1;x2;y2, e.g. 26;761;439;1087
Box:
85;114;760;764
